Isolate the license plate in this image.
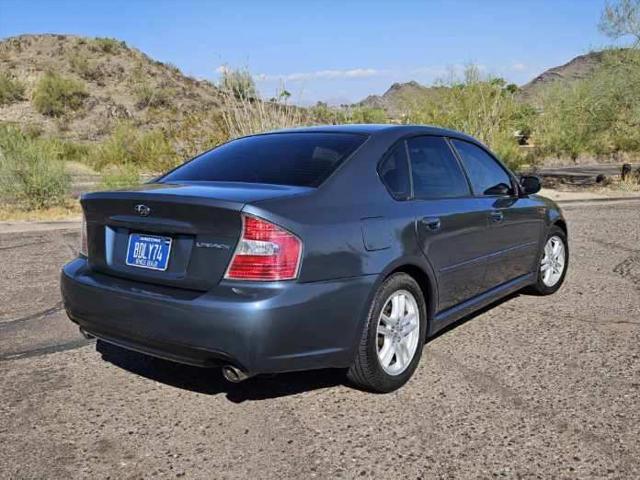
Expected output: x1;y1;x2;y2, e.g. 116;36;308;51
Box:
125;233;172;271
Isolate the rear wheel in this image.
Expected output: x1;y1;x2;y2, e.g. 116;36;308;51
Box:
529;226;568;295
347;273;427;393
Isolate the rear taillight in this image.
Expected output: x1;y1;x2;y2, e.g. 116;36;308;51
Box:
225;214;302;281
80;213;88;257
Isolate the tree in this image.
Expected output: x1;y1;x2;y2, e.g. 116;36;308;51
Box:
279;89;291;103
599;0;640;45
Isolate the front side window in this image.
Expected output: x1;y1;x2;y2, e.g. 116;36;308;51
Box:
161;132;367;188
378;143;410;199
451;139;513;196
407;136;470;199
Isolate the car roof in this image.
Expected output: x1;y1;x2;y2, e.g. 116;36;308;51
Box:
263;124;480;143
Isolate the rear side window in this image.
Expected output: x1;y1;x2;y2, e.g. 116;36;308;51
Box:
451;139;513;196
378;143;410;199
161;132;366;187
407;136;470;198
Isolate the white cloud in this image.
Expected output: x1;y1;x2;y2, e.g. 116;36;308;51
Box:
256;68;383;82
510;62;527;72
215;65;230;74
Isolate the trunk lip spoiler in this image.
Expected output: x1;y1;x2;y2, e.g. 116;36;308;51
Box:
81;191;246;212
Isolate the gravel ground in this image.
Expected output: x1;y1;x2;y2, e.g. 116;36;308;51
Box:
1;200;639;479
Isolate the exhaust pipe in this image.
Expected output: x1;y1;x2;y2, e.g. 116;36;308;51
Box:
221;365;250;383
79;328;95;340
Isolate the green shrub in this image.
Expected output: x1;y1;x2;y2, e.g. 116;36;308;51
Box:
0;124;70;210
99;164;140;190
218;66;258;101
164;62;182;75
134;83;172;109
164;111;226;159
93;37;124;54
56;139;91;162
0;72;25;105
533;48;640;158
32;72;87;117
69;53;103;82
89;123;176;172
408;65;528;168
346;106;388;124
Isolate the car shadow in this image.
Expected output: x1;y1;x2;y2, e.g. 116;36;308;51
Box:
96;340;347;403
427;292;521;343
96;292;521;402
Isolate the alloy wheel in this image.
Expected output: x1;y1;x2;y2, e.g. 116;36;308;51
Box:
376;289;420;376
541;235;566;287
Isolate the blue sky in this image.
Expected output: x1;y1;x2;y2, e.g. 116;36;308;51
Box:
0;0;623;104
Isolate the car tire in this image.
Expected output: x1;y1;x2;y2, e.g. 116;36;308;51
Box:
347;273;427;393
529;225;569;296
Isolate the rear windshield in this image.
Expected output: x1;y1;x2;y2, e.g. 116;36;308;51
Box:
161;132;367;187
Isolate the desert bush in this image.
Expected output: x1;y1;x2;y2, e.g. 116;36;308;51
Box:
533;48;640;158
533;81;598;159
0;72;25;105
164;111;226;159
220;95;310;139
407;65;528;168
218;69;310;139
134;83;172;109
93;37;124;54
0;124;70;210
164;62;182;75
219;66;258;101
89;123;176;172
346;106;388;124
69;53;103;81
57;139;91;162
33;72;87;116
308;102;339;123
99;164;140;190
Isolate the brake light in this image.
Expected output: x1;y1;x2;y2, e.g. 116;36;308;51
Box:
80;213;88;257
225;215;302;281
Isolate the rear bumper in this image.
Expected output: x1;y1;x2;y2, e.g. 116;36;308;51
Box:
61;258;376;375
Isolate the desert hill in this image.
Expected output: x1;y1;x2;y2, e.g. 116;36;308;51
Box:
0;34;220;142
357;50;618;115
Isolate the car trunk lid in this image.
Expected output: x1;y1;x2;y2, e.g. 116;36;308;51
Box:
82;182;312;290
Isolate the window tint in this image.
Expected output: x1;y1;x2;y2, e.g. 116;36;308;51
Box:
407;136;470;198
378;143;410;199
161;133;366;187
451;139;513;196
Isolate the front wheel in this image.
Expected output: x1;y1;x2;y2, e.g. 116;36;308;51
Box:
347;273;427;393
529;226;569;295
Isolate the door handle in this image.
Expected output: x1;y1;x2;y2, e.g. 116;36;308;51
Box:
490;210;504;223
420;217;441;231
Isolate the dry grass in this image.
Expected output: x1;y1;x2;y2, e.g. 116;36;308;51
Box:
0;199;81;221
220;94;310;139
600;176;640;193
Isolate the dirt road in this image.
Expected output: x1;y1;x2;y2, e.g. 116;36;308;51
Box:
1;200;639;479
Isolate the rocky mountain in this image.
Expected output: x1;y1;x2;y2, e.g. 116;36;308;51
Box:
0;35;620;140
0;34;220;142
517;50;609;100
358;50;617;115
358;80;446;117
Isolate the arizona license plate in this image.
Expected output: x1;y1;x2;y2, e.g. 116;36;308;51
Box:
125;233;172;271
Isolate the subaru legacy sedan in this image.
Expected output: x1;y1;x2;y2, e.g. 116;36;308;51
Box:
61;125;568;392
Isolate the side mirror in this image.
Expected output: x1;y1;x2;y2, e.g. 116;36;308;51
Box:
520;175;541;195
483;183;512;196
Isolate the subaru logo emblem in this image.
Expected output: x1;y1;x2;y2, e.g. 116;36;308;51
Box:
134;204;151;217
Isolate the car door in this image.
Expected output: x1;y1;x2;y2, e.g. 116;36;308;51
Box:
450;139;544;291
406;136;492;312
